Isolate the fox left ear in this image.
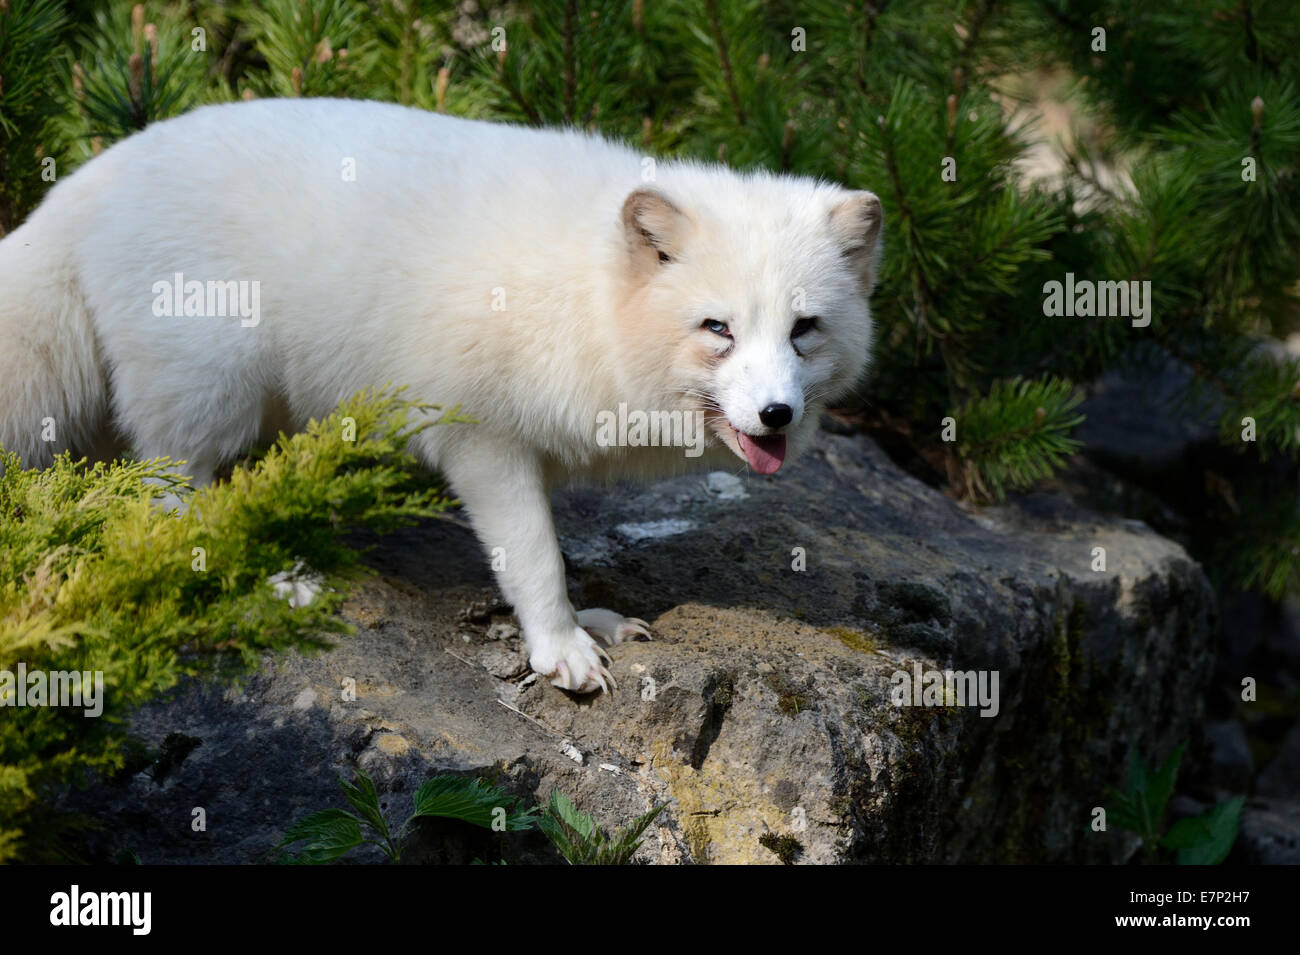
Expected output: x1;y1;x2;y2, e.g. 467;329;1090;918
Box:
828;191;884;292
622;188;689;281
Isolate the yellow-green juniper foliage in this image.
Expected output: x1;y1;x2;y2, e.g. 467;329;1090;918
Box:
0;388;458;862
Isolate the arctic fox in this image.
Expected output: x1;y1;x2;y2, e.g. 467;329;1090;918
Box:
0;98;882;693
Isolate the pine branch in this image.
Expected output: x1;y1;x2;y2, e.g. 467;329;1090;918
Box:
562;0;576;123
952;376;1084;502
703;0;745;126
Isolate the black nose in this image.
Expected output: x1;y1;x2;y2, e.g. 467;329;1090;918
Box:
759;403;793;429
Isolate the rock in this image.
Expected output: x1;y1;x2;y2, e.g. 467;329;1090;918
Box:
485;622;519;642
1258;722;1300;799
1235;799;1300;864
614;518;696;542
1076;344;1220;475
1202;720;1253;792
373;733;411;757
705;471;747;500
66;429;1215;864
476;643;527;680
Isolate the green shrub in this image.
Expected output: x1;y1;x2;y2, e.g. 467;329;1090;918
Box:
0;388;459;862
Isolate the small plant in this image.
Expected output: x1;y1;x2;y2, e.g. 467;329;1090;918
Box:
1103;742;1243;865
538;790;667;866
279;769;536;864
281;770;667;865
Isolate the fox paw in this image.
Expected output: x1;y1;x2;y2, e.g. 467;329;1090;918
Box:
530;625;617;694
577;608;652;646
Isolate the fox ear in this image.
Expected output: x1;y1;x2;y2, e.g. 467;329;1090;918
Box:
622;188;688;278
828;191;883;291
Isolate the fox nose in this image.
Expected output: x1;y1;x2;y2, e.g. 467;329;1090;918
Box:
759;403;793;429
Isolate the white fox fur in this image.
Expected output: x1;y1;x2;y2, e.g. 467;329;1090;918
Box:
0;98;882;692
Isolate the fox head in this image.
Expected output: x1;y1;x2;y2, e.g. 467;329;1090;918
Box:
617;175;882;474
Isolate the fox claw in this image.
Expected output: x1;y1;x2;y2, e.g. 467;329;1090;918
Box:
551;660;615;694
577;608;653;646
532;624;617;694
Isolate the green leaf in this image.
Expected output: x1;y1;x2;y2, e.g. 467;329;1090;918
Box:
1146;743;1185;831
1173;797;1244;866
539;790;667;865
1160;816;1211;850
539;790;602;865
596;801;669;866
1104;743;1185;843
409;776;536;831
339;769;389;841
278;808;364;864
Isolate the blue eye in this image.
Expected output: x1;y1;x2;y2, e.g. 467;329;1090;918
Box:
702;319;731;338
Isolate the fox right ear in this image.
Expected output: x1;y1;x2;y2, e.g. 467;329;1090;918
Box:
828;190;884;292
622;188;688;277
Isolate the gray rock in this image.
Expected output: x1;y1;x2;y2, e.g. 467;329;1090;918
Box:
485;622;519;642
1236;799;1300;864
1203;720;1253;792
704;471;748;500
1077;345;1221;474
68;430;1215;864
1258;722;1300;799
476;643;528;680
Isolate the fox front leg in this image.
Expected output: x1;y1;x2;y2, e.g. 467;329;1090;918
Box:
441;438;615;693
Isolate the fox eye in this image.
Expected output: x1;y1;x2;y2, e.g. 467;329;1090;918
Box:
702;319;731;338
791;316;818;339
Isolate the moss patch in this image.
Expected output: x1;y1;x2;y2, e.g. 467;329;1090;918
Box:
759;831;802;864
763;671;812;717
653;743;789;864
826;625;878;654
862;581;954;655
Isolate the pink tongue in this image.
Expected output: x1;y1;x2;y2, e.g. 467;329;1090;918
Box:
737;432;787;474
